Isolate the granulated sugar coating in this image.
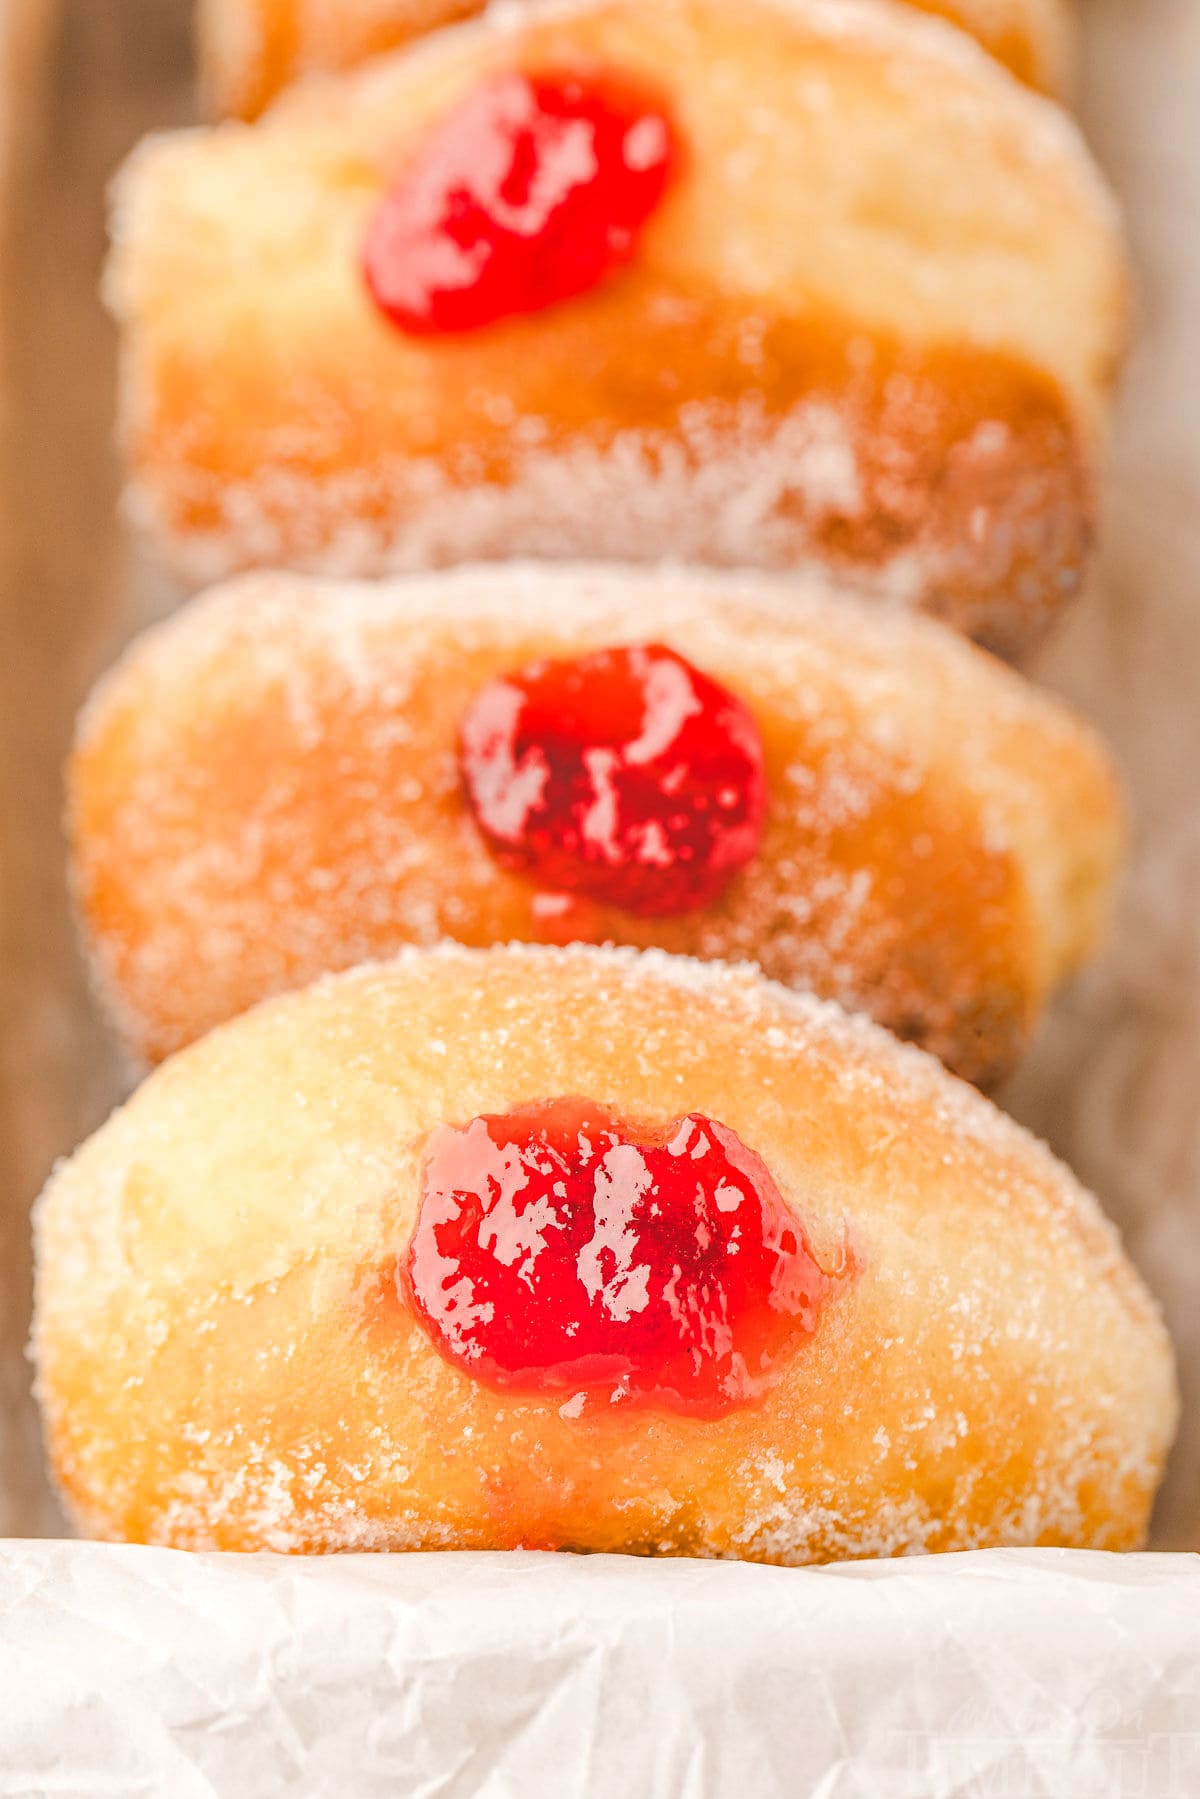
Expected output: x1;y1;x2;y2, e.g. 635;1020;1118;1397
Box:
110;0;1127;657
33;943;1177;1560
69;564;1124;1083
198;0;1076;119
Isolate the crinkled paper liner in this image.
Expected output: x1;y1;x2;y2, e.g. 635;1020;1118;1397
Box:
1;1543;1198;1797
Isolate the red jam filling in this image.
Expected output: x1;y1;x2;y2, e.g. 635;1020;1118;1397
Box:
459;643;767;915
361;70;677;334
400;1099;841;1417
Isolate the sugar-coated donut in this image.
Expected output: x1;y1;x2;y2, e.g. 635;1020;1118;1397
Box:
109;0;1126;656
68;564;1123;1084
33;944;1176;1559
197;0;1076;118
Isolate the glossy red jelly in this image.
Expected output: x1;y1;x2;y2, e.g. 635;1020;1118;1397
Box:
401;1099;839;1417
459;644;767;915
362;70;676;334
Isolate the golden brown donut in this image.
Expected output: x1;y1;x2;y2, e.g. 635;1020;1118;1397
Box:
197;0;1076;117
67;563;1123;1084
108;0;1126;657
32;943;1177;1559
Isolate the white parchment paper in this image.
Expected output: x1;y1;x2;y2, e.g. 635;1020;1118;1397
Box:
1;1543;1198;1797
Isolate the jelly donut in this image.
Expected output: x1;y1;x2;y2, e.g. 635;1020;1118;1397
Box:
108;0;1127;656
33;944;1177;1558
68;563;1124;1084
198;0;1076;118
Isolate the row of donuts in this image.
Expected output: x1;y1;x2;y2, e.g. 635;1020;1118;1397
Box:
85;0;1131;1075
34;0;1176;1562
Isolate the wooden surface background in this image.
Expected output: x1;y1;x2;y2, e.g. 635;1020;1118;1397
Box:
1;0;1198;1548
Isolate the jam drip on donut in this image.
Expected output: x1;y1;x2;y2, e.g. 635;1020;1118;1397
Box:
362;71;677;334
459;643;767;915
401;1098;842;1416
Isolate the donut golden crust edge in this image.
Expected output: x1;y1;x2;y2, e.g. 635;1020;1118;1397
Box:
197;0;1076;118
67;564;1124;1084
112;0;1125;658
33;944;1177;1559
